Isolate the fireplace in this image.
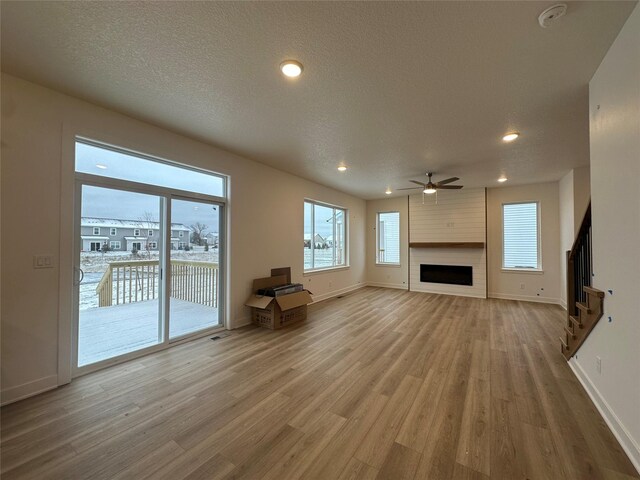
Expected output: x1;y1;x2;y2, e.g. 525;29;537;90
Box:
420;264;473;286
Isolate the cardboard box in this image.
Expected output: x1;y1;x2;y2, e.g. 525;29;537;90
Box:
245;273;313;330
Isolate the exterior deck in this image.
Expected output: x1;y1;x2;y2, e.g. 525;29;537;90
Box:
78;299;219;366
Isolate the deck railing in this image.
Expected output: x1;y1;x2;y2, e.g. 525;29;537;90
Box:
96;260;218;308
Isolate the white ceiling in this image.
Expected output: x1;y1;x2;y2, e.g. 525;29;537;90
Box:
1;1;635;199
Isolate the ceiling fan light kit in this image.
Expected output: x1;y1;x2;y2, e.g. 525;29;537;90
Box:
398;172;464;204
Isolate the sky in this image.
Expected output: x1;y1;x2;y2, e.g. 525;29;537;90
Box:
77;142;220;232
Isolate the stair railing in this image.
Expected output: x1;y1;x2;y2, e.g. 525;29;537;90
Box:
566;203;592;318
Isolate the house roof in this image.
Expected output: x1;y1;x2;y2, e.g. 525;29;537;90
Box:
81;217;190;231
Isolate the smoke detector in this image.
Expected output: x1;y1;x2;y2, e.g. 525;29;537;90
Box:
538;4;567;28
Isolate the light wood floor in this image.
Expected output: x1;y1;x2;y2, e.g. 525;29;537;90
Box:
1;287;637;479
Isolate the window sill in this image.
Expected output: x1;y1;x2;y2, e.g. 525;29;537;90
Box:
303;266;350;276
374;263;401;268
501;268;544;275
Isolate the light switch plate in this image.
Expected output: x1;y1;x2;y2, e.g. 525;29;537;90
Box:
33;255;54;269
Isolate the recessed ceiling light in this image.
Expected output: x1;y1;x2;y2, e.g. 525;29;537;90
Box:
502;132;520;142
498;176;508;183
280;60;303;78
385;188;392;195
423;187;437;195
96;164;107;169
337;165;347;172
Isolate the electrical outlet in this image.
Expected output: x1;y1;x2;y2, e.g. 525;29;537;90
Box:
596;356;602;374
520;283;525;290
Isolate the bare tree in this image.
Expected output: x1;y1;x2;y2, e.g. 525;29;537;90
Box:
190;222;209;246
137;211;157;259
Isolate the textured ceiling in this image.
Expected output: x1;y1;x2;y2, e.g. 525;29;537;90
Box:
1;1;636;199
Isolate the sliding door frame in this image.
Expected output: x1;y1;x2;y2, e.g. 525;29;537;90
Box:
72;167;227;379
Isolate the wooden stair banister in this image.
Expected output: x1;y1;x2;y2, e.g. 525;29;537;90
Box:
560;202;605;360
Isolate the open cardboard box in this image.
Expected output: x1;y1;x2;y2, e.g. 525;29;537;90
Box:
245;270;313;330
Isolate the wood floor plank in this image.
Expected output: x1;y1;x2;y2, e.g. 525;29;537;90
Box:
337;457;379;480
395;368;447;452
375;442;421;480
1;288;637;480
455;376;490;476
354;374;422;469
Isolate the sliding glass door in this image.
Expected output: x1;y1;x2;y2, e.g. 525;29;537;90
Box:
168;198;223;339
74;139;226;374
77;185;163;367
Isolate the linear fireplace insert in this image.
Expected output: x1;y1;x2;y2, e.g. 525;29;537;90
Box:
420;264;473;286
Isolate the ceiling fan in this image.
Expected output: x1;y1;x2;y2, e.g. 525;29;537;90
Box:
398;172;463;203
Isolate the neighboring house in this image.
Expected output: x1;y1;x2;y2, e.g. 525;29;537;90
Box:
303;233;326;249
203;233;219;247
80;217;191;251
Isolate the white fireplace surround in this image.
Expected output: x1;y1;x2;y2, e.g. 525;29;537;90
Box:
409;188;487;298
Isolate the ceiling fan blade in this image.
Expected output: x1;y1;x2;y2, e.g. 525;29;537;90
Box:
397;187;423;190
437;185;463;189
409;180;427;187
435;177;459;186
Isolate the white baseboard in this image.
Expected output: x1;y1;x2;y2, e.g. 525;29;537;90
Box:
559;299;567;310
488;292;563;306
1;374;59;406
310;283;367;304
569;360;640;474
366;282;408;290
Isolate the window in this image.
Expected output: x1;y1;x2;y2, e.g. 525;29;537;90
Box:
148;241;158;249
133;228;141;236
110;227;117;236
376;212;400;265
93;227;100;235
109;241;121;249
148;230;154;237
503;202;540;270
179;242;188;249
304;200;347;271
179;231;184;238
76;141;225;197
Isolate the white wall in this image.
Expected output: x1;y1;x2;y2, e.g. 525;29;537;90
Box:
366;196;409;289
409;188;487;298
0;74;366;404
559;171;575;308
572;5;640;471
572;166;591;235
558;166;591;308
487;182;561;304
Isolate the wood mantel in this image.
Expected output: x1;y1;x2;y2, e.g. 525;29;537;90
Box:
409;242;485;249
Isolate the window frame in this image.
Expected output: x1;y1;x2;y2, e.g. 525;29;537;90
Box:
110;227;117;236
501;201;542;272
304;199;349;273
109;240;121;249
92;227;100;235
133;228;140;236
148;229;154;237
148;241;158;249
376;211;401;266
